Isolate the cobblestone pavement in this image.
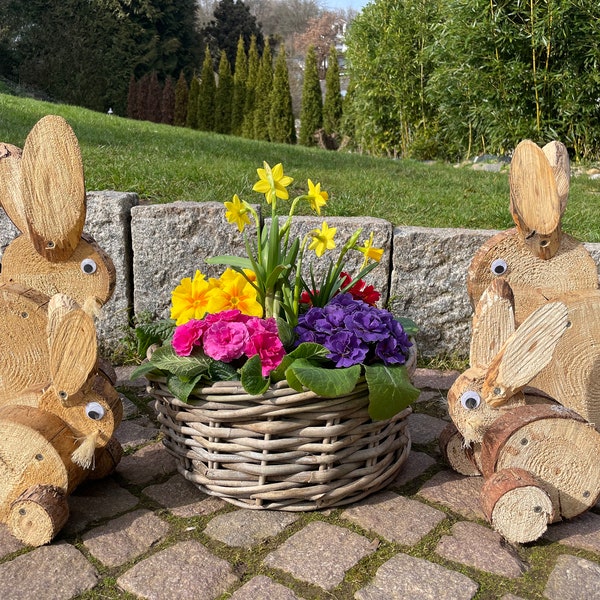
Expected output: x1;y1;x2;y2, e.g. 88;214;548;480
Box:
1;368;599;600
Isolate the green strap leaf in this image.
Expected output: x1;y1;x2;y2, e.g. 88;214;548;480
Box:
364;363;420;421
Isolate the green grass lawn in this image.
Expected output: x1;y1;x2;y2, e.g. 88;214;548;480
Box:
1;93;599;241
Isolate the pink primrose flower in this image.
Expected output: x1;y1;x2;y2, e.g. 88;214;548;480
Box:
204;309;250;324
172;319;206;356
203;320;250;362
244;317;285;376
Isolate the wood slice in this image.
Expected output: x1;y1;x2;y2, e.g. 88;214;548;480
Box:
466;229;598;326
0;142;27;232
542;141;570;214
0;234;116;310
20;115;85;262
481;404;600;519
528;289;600;428
439;423;481;476
482;467;553;544
0;406;79;521
0;283;50;398
509;139;561;259
482;301;568;406
7;485;69;546
470;278;515;369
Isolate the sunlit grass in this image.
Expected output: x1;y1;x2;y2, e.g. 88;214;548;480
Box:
1;93;599;240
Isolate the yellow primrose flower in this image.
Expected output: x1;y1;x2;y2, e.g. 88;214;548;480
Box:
357;232;384;263
208;268;263;316
252;162;293;205
309;222;337;258
170;270;216;325
307;179;328;215
224;194;251;232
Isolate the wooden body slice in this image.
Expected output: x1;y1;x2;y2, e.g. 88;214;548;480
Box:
0;405;88;522
439;423;481;476
0;283;50;401
481;404;600;521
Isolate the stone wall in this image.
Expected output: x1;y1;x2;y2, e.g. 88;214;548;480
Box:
1;191;599;360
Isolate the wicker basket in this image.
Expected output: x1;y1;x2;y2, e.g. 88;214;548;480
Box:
149;370;413;511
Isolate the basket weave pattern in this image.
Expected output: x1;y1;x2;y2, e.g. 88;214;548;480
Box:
151;378;412;511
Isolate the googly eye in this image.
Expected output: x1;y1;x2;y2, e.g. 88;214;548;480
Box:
460;391;481;410
81;258;97;274
85;401;105;420
490;258;508;276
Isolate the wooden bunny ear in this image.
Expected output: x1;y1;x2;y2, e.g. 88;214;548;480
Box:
48;294;97;400
542;141;570;215
482;301;569;406
0;143;28;232
470;279;516;369
20;115;86;262
509;140;561;260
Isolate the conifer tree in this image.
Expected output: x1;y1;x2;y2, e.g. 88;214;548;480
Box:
147;71;162;123
299;45;322;146
215;50;233;134
161;75;175;124
242;36;260;138
127;74;139;120
136;73;151;121
174;72;189;127
231;37;248;136
186;74;200;129
323;46;343;136
253;39;273;141
197;46;216;131
269;48;296;144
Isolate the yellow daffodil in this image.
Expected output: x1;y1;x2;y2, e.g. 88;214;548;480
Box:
357;232;384;264
209;268;263;316
224;194;251;232
170;270;216;325
309;222;337;258
307;179;328;215
252;162;293;206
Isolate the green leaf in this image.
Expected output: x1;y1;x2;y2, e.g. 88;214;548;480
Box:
364;363;420;421
130;361;162;380
149;345;211;379
276;317;296;349
166;372;206;403
205;255;253;271
396;316;419;336
135;319;175;356
240;354;270;395
208;360;239;382
285;359;361;397
270;343;329;380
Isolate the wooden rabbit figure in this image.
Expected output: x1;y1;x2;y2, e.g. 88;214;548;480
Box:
0;294;122;546
442;279;600;544
465;139;600;428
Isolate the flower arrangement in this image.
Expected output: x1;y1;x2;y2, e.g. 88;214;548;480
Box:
133;162;419;420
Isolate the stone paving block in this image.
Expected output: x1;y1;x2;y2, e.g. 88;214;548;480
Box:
501;595;527;600
0;523;24;558
408;412;450;445
342;490;446;545
264;521;375;590
143;473;226;517
418;469;485;520
543;511;600;554
229;575;304;600
118;540;238;600
0;542;98;600
114;416;159;449
435;521;527;578
120;394;140;419
82;509;171;567
413;368;460;391
354;552;478;600
116;441;178;486
65;478;139;534
204;509;299;547
392;451;438;487
543;554;600;600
